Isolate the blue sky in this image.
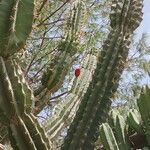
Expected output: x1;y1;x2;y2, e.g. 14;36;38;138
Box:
136;0;150;43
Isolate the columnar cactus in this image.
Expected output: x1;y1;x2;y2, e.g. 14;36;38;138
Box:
44;54;97;147
0;57;51;150
0;0;51;149
61;0;143;149
34;0;86;113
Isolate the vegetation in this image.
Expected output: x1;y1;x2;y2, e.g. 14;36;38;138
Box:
0;0;149;150
100;86;150;149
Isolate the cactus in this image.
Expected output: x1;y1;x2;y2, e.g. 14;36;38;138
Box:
100;123;119;150
99;110;140;149
0;57;51;149
109;109;119;128
106;110;130;150
114;115;129;149
0;0;52;149
99;87;150;149
61;0;143;149
137;86;150;146
127;109;143;133
0;0;34;57
44;54;97;147
0;0;145;149
34;0;86;113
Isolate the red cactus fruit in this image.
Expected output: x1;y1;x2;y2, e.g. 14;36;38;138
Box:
75;68;80;77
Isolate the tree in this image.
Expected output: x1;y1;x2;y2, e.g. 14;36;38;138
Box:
0;0;146;149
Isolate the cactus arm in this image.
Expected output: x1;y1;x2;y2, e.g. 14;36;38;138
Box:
30;113;52;150
108;109;119;128
13;60;35;113
127;109;143;133
0;57;16;119
4;59;26;115
22;113;49;150
100;123;119;150
0;57;52;149
137;86;150;146
8;0;34;49
0;0;15;53
0;0;53;149
115;115;130;150
10;116;37;150
8;126;20;150
108;111;130;149
0;0;34;57
44;54;97;146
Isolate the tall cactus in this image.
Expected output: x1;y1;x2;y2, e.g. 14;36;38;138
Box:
0;0;52;149
44;54;97;148
34;0;86;113
0;57;51;150
61;0;143;149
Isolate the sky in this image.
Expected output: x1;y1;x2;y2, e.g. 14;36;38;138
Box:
136;0;150;43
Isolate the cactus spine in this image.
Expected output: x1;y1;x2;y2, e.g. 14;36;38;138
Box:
62;0;143;149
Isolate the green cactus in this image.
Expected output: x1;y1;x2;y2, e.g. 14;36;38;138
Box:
99;87;150;149
33;1;85;113
44;54;97;147
100;123;119;150
127;109;143;133
106;110;130;150
0;0;34;57
61;0;143;149
109;109;119;128
0;0;52;149
137;86;150;146
114;115;130;150
0;0;145;149
0;57;51;150
0;57;16;120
